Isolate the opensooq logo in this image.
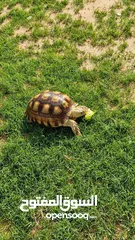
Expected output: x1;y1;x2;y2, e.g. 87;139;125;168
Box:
20;195;97;212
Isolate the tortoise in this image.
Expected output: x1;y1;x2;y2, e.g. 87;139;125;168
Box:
25;90;94;136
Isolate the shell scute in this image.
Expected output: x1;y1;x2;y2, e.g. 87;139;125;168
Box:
42;93;51;100
41;104;50;114
53;106;62;115
25;90;74;127
62;100;69;108
32;101;40;111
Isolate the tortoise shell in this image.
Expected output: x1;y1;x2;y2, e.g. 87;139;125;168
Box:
25;90;74;127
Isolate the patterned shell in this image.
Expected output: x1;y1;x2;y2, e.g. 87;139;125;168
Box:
25;90;74;127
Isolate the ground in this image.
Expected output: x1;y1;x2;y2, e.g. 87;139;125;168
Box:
0;0;135;239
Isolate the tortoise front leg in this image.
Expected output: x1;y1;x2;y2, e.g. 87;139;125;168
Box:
63;119;82;136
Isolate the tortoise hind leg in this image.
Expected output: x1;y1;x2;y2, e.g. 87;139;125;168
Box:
63;119;82;136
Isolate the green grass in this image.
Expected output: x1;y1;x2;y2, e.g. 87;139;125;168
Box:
0;0;135;239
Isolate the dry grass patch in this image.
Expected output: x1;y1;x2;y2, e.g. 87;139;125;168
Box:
125;37;135;54
0;117;6;127
63;0;79;21
18;38;45;52
114;223;129;239
14;3;30;12
115;6;125;17
41;16;57;29
77;39;127;58
119;86;130;105
130;82;135;103
14;3;23;10
0;6;10;18
23;83;32;90
29;224;42;237
80;59;95;70
18;40;32;50
77;40;108;56
14;26;31;37
63;0;122;24
87;0;122;11
46;11;58;24
33;39;45;52
0;18;11;29
48;12;57;21
120;51;135;72
110;105;117;111
0;96;8;108
0;136;7;149
28;209;45;237
112;39;124;52
41;20;52;29
77;38;135;71
77;40;108;70
121;59;135;72
0;220;11;239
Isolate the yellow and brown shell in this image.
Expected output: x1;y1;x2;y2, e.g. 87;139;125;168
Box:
25;90;74;127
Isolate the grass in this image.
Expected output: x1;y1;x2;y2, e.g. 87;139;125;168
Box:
0;0;135;239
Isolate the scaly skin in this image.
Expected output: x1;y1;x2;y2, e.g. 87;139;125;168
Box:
64;105;91;136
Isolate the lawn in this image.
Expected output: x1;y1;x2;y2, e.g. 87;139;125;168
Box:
0;0;135;239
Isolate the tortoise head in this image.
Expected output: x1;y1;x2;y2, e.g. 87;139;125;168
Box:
69;104;89;119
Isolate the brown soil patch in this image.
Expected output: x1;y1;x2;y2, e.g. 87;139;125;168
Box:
33;39;45;52
121;58;135;72
23;83;32;90
0;136;7;149
115;6;125;17
0;6;10;17
79;0;120;24
112;39;123;52
45;37;53;45
41;18;55;30
125;37;135;54
77;38;132;70
14;26;31;37
18;37;54;52
80;59;95;71
84;0;121;11
0;95;8;108
29;225;42;237
63;0;78;20
43;11;58;25
28;209;45;237
120;49;135;72
18;38;45;52
25;7;31;12
77;40;108;56
0;19;11;29
0;117;6;127
77;40;107;70
0;220;11;239
114;223;128;239
14;3;23;10
18;40;32;50
14;3;30;12
130;82;135;102
48;12;57;21
63;0;121;24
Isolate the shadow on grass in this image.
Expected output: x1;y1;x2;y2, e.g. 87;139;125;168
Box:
21;116;75;148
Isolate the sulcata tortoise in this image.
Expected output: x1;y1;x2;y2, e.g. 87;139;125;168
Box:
25;90;94;136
